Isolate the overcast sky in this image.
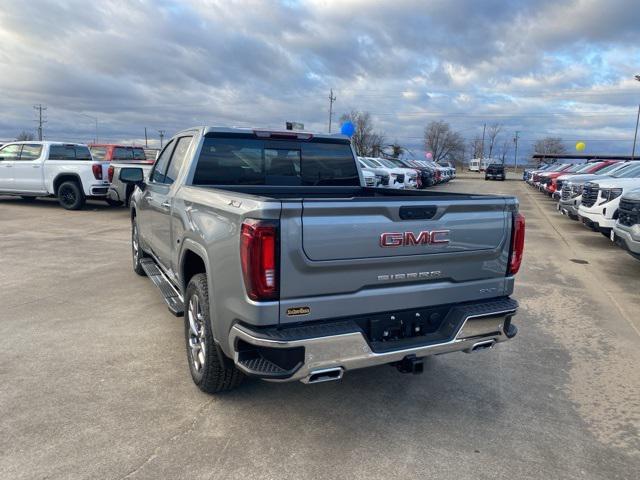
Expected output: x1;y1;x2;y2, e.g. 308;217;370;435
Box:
1;0;639;160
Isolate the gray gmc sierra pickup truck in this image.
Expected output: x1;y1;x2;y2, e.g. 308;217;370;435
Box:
120;126;524;394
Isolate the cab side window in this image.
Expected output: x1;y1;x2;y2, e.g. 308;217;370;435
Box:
164;136;193;184
151;140;175;183
0;144;22;160
19;144;43;160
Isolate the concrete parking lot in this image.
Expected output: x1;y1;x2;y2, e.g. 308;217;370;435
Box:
1;175;639;480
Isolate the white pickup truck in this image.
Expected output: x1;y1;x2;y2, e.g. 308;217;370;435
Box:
0;141;110;209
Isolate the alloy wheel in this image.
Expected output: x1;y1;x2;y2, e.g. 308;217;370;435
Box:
187;295;206;373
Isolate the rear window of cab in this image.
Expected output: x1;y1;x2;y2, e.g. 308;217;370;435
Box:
49;145;92;160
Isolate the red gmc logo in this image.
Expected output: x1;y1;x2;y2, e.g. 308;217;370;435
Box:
380;230;450;247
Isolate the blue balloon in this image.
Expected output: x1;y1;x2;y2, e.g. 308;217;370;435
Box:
340;121;355;137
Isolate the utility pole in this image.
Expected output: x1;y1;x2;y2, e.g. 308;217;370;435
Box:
328;89;336;133
513;131;520;172
632;104;639;160
632;75;640;160
144;128;148;148
158;130;165;148
33;104;47;140
480;123;486;160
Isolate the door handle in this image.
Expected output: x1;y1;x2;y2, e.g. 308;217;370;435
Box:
33;165;40;168
161;201;171;209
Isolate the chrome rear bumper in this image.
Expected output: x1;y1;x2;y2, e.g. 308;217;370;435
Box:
228;299;518;383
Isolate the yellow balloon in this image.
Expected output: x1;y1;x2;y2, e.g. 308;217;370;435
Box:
576;142;586;151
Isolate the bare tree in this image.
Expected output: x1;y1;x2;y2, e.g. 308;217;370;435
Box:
534;137;567;161
486;123;502;159
385;141;406;159
499;138;510;164
339;111;385;157
424;120;465;163
469;135;483;159
16;130;35;141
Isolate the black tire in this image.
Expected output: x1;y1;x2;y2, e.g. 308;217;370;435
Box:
185;274;244;394
21;196;37;202
57;181;85;210
105;198;123;207
132;218;147;276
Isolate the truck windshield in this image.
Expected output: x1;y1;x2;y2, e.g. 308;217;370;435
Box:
193;136;359;186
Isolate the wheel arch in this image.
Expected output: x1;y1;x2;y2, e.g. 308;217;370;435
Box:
53;173;82;195
180;240;211;294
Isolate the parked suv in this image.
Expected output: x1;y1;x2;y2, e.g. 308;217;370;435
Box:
485;163;505;181
578;162;640;236
0;141;110;209
612;188;640;260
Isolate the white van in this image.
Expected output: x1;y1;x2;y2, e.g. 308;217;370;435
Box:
469;159;481;172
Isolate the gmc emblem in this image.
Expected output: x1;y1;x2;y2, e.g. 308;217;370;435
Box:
380;230;450;247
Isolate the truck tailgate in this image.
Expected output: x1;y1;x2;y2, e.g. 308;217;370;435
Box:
279;197;513;324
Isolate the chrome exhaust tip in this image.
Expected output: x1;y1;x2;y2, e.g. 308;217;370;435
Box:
464;339;496;353
302;367;344;384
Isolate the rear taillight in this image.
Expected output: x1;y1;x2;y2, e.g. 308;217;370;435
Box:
240;219;279;301
92;163;103;180
107;165;114;183
508;213;525;275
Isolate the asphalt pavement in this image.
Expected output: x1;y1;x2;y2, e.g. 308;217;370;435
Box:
1;174;638;480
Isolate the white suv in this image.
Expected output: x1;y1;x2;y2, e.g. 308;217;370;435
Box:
0;141;110;209
578;162;640;235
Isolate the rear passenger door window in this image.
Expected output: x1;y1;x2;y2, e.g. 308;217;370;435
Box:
18;144;43;160
151;140;175;183
164;136;193;184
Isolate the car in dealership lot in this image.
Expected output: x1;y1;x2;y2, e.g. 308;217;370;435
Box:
537;163;586;193
358;157;398;188
391;158;435;187
363;156;418;189
118;126;524;393
357;157;390;188
612;187;640;260
557;161;632;219
0;141;110;209
548;160;619;198
361;169;377;187
578;162;640;236
485;163;506;181
527;162;569;185
438;161;456;178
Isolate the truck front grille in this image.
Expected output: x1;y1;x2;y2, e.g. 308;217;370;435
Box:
364;176;375;187
561;184;572;201
396;174;405;183
581;185;599;207
618;199;640;227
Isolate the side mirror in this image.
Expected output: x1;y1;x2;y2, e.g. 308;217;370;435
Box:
120;167;144;184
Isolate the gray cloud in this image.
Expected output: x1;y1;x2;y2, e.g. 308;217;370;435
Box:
0;0;638;157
